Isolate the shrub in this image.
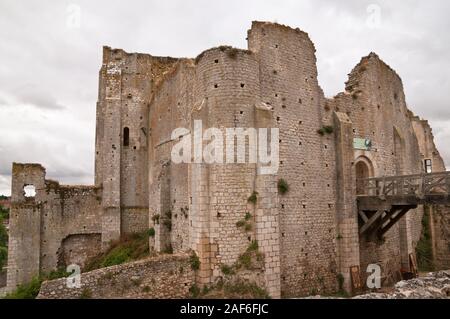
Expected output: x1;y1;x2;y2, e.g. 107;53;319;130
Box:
277;179;289;195
244;223;252;232
247;191;258;204
0;217;7;247
147;227;155;237
416;206;434;271
0;246;8;271
190;252;200;271
4;276;43;299
244;212;252;221
317;125;334;136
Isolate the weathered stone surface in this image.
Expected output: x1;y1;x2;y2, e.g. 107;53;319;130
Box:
37;253;194;299
5;21;449;298
354;271;450;299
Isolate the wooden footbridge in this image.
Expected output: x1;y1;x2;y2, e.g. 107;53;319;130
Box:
357;172;450;239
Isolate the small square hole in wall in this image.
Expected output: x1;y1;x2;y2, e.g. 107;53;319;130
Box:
24;185;36;198
280;161;284;165
303;204;306;209
299;141;302;146
275;93;278;97
324;145;328;149
327;184;330;187
214;59;219;63
328;204;332;208
248;236;252;242
275;44;279;48
282;233;285;237
325;163;329;168
305;231;308;235
217;212;221;218
303;182;306;187
299;98;302;104
240;111;244;115
214;84;218;88
299;121;303;125
282;105;286;109
281;204;285;209
240;83;245;88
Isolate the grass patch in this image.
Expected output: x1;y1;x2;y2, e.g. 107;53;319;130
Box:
84;232;150;272
3;269;70;299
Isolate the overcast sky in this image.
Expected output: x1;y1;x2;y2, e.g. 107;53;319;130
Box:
0;0;449;195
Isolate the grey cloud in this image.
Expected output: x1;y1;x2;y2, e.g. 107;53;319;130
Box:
0;0;449;195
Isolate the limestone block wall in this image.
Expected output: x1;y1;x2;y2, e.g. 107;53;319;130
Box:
430;205;450;270
193;46;270;289
327;53;428;280
248;22;338;297
37;253;194;299
96;47;179;241
148;60;195;253
7;163;103;290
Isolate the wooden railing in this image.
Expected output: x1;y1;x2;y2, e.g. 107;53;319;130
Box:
357;172;450;198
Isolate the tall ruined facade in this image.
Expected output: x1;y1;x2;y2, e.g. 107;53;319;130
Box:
6;22;449;298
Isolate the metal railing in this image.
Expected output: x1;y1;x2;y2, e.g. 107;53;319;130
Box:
357;171;450;197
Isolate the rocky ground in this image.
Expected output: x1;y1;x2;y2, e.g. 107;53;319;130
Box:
353;270;450;299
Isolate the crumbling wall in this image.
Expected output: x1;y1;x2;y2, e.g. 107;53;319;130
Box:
37;253;194;299
96;47;179;242
328;53;426;282
6;163;102;290
148;60;195;253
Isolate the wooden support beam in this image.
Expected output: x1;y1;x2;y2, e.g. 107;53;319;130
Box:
378;207;413;237
359;209;384;235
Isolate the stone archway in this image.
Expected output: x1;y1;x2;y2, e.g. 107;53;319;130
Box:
355;156;374;195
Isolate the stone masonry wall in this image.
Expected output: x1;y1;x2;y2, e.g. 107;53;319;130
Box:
37;253;194;299
248;22;338;297
7;163;103;290
327;53;424;281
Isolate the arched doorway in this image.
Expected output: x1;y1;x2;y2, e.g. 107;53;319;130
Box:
355;157;373;195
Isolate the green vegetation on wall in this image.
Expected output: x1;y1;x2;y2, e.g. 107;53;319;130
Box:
416;205;434;272
85;232;152;272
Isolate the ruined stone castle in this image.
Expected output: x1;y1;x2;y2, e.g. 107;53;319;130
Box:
6;21;449;298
